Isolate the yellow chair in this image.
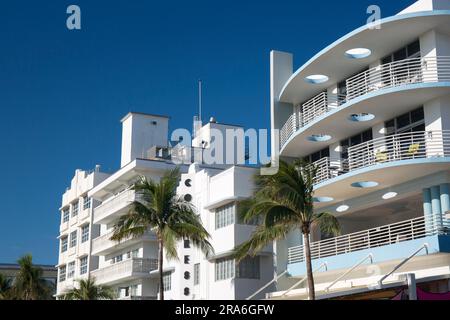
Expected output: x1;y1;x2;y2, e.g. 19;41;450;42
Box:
375;151;388;163
407;143;420;156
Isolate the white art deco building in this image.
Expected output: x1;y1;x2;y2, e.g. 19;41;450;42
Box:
56;112;273;300
57;0;450;301
268;0;450;299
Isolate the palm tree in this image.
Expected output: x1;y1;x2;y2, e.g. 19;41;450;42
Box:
234;160;340;300
111;168;214;300
62;278;115;300
14;254;53;300
0;273;12;300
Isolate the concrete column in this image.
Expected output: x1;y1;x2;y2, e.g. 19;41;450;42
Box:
423;188;434;231
440;183;450;213
406;273;417;301
431;185;443;232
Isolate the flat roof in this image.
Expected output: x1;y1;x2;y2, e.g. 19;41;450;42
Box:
0;263;57;271
120;111;171;123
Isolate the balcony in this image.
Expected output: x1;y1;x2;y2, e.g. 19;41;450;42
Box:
308;131;450;187
280;56;450;150
348;130;450;171
287;215;450;276
118;296;157;300
92;230;157;256
91;258;158;285
93;189;136;225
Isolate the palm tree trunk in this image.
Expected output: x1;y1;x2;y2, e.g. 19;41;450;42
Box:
303;232;315;300
158;239;164;301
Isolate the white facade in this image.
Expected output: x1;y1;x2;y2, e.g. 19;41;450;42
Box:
56;168;110;296
56;112;274;300
268;0;450;299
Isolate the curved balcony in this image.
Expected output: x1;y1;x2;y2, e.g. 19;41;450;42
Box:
93;189;136;225
279;11;450;105
311;131;450;206
280;56;450;155
91;258;158;285
91;230;157;256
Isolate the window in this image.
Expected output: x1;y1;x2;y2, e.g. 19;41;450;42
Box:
83;196;91;210
236;256;260;279
215;203;235;229
81;224;89;243
215;257;235;281
194;263;200;285
184;271;190;280
385;107;425;135
304;147;330;164
132;249;139;258
184;255;190;264
70;230;77;248
60;236;68;253
79;256;88;275
163;272;171;291
130;285;138;296
382;40;421;64
59;265;66;282
67;261;75;278
71;201;79;217
184;239;190;248
340;129;373;160
62;208;70;223
113;254;123;263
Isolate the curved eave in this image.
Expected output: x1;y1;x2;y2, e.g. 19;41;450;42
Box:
313;158;450;210
280;82;450;158
279;10;450;105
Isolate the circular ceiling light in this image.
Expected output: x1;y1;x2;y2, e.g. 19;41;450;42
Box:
345;48;372;59
336;205;350;213
382;192;398;200
351;181;379;188
313;197;334;203
307;134;332;142
349;113;375;122
304;74;329;84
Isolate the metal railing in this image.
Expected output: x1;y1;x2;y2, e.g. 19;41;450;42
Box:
280;92;345;147
346;56;450;100
309;157;348;184
288;215;450;264
279;56;450;150
91;258;158;285
300;92;347;127
348;130;450;171
93;189;136;223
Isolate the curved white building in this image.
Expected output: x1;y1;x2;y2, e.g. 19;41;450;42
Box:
269;0;450;299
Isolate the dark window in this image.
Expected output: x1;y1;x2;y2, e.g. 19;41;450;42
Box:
304;147;330;164
184;255;190;264
184;288;190;296
407;40;420;57
341;129;373;159
385;107;425;135
184;271;190;280
411;107;424;124
184;239;190;248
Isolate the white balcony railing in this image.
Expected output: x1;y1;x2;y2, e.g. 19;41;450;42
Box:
346;56;450;100
92;230;156;255
93;189;136;224
309;157;348;184
280;92;345;147
348;130;450;171
288;215;450;264
91;258;158;285
279;56;450;149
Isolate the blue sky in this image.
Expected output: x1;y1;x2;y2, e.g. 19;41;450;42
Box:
0;0;414;264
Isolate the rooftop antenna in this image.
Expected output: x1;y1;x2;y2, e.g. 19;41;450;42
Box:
198;79;202;123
